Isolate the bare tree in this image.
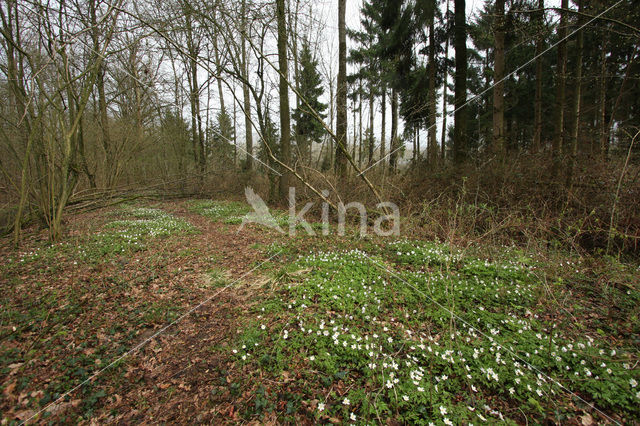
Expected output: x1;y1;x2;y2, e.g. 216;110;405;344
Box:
276;0;291;200
4;0;123;240
241;0;253;170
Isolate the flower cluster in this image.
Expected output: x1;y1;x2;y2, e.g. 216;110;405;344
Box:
232;245;640;423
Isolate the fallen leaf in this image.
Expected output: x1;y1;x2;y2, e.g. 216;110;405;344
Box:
3;381;16;397
281;371;292;383
8;363;23;371
581;414;594;426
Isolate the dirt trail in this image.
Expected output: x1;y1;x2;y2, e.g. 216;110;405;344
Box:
90;201;277;424
0;200;279;424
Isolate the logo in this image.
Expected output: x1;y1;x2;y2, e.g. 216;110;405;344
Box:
239;187;285;233
239;187;400;236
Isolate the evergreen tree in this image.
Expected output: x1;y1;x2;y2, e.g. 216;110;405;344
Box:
209;109;235;169
292;42;327;165
467;0;555;153
266;110;282;201
258;111;280;168
348;0;384;164
367;0;440;166
377;1;413;170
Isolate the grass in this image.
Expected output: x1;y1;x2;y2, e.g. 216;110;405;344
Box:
187;200;252;224
231;241;640;424
202;268;231;289
188;198;327;232
1;206;195;270
83;206;195;260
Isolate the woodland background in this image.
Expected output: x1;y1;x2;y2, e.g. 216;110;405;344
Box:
1;0;639;256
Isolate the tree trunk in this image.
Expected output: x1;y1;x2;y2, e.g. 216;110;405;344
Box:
185;8;204;176
428;13;437;163
276;0;291;200
552;0;568;163
533;0;544;153
90;0;113;187
389;88;399;171
566;0;583;188
352;100;357;162
329;76;335;167
413;128;417;162
213;33;225;114
598;34;608;158
291;0;304;165
368;85;374;164
380;85;386;163
492;0;505;158
441;0;450;160
233;92;238;164
453;0;467;163
188;70;199;168
334;0;348;176
292;0;301;112
76;107;96;188
358;84;363;167
241;0;253;170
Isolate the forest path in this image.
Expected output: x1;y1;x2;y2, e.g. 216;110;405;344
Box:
91;201;279;424
0;200;281;424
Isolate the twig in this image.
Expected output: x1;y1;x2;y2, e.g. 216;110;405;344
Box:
607;129;639;254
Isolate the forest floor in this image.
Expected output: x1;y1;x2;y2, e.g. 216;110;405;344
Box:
1;199;639;425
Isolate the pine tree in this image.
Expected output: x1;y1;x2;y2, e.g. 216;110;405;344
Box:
348;0;384;164
293;42;327;165
210;109;235;169
552;0;569;164
370;0;440;167
492;0;506;157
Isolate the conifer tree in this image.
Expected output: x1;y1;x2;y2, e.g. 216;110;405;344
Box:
348;0;383;164
210;109;235;168
293;42;327;164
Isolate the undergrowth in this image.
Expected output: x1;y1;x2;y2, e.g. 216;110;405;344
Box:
187;200;251;224
188;198;325;232
233;241;640;424
2;206;194;268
